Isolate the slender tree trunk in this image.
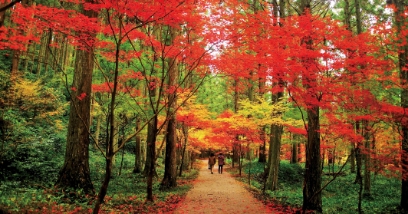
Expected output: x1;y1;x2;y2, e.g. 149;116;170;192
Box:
160;115;178;189
232;79;240;167
363;120;371;197
179;124;189;176
93;13;122;213
258;126;267;162
160;27;178;189
133;119;142;173
354;121;363;214
350;147;356;173
94;114;101;148
43;29;52;73
291;142;298;164
258;62;267;163
343;0;357;176
146;116;158;201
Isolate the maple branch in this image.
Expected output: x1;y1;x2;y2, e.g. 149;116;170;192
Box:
287;88;308;131
0;0;21;13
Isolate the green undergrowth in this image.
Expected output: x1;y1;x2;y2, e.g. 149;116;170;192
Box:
0;151;199;213
228;159;401;214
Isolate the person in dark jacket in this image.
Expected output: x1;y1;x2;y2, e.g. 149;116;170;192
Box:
208;153;216;174
217;153;225;174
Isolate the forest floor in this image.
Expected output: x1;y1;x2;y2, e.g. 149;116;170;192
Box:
174;159;272;214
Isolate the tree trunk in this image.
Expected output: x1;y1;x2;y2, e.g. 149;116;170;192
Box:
146;116;158;201
265;0;286;191
160;27;178;189
93;12;122;213
232;79;240;168
10;50;20;76
392;0;408;211
299;2;322;211
94;114;101;148
290;142;299;163
303;106;322;212
354;121;363;213
0;2;6;27
350;147;356;173
266;123;282;191
133;119;142;173
160;117;178;189
258;126;267;163
179;124;189;176
55;1;96;193
363;120;371;197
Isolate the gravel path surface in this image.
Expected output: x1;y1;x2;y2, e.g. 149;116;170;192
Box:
174;159;271;214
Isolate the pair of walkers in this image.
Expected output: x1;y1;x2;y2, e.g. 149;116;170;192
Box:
208;153;225;174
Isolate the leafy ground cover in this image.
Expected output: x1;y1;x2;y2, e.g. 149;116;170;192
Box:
0;151;199;213
228;159;401;214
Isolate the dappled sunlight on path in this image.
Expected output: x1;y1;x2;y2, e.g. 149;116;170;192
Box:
174;160;273;213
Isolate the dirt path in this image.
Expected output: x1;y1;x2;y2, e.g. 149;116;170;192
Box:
174;159;271;214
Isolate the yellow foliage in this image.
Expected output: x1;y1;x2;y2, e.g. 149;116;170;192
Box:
14;79;41;102
238;97;299;127
12;78;64;119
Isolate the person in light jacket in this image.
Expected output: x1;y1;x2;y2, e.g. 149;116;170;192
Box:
218;153;225;174
208;153;216;174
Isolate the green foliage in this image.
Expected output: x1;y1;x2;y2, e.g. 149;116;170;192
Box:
196;76;232;115
0;51;12;72
0;151;199;213
231;159;401;213
0;140;64;183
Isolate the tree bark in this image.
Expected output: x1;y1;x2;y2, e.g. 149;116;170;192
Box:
160;26;178;189
93;10;122;213
303;105;322;212
291;135;298;164
94;114;101;148
265;0;285;190
133;118;143;173
55;6;96;193
266;123;282;191
354;121;363;213
258;127;267;163
160;106;178;190
393;0;408;211
300;2;322;211
363;120;371;197
146;116;158;201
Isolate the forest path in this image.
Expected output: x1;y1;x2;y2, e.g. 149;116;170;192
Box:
174;159;272;214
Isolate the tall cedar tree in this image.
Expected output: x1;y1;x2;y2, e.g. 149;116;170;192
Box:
266;0;286;192
55;0;97;194
160;27;178;190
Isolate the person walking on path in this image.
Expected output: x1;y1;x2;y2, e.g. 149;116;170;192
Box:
217;153;225;174
208;153;216;174
174;159;271;213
